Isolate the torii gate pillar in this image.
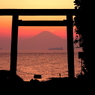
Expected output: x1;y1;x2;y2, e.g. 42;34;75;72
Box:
10;15;18;76
67;15;75;78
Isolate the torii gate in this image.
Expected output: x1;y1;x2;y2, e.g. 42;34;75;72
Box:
0;9;79;79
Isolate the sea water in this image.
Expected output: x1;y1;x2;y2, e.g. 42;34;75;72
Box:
0;50;82;81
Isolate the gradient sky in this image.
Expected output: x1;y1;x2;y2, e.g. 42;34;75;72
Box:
0;0;75;49
0;0;74;9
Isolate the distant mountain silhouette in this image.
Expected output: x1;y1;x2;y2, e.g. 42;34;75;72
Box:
18;31;67;50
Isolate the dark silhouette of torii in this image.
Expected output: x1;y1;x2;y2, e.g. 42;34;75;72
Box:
0;9;80;80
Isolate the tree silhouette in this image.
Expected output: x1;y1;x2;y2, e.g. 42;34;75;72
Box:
74;0;95;79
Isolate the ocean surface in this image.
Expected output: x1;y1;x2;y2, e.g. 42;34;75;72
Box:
0;50;82;81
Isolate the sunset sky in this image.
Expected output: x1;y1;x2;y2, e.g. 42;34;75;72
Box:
0;0;75;50
0;0;74;9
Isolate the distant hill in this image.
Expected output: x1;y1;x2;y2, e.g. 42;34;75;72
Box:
18;31;67;50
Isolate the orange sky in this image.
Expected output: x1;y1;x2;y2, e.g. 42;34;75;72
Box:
0;0;74;9
0;0;75;39
18;26;67;39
